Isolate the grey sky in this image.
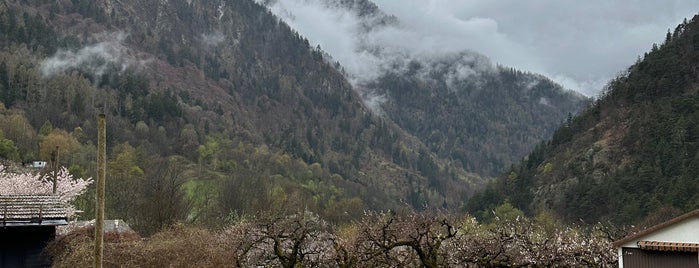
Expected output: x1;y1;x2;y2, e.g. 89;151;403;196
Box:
267;0;697;96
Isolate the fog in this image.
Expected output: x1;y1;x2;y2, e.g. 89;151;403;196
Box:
40;32;148;83
265;0;697;96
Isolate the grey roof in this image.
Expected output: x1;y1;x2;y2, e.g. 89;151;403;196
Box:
0;195;69;226
57;219;136;236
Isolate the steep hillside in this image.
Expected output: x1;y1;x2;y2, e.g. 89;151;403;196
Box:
0;0;483;232
468;15;699;225
263;0;590;177
0;0;592;235
366;54;589;176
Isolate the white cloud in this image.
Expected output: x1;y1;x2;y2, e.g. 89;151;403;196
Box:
40;32;149;82
375;0;697;96
268;0;383;82
201;31;226;46
265;0;697;96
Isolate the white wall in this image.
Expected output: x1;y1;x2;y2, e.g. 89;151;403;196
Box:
619;217;699;248
617;217;699;268
617;247;623;268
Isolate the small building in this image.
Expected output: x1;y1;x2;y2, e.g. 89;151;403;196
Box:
58;219;139;242
613;209;699;268
0;195;68;267
27;161;47;169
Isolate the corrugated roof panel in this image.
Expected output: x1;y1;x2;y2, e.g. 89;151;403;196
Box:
638;240;699;252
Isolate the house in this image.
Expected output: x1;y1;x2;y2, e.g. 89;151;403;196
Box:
27;161;47;169
0;195;68;268
613;209;699;268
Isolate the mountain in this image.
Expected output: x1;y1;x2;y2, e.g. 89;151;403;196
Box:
365;53;589;176
0;0;486;232
0;0;589;234
263;0;590;177
468;15;699;225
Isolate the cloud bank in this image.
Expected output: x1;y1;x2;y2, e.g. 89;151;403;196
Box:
40;32;149;83
268;0;496;86
201;31;226;47
265;0;697;96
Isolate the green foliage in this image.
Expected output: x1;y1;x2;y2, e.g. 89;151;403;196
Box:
0;0;487;224
542;162;553;173
0;130;19;160
106;143;145;222
368;60;589;176
70;0;106;23
491;202;525;222
469;14;699;226
194;140;367;226
0;8;59;54
39;120;53;136
144;91;182;121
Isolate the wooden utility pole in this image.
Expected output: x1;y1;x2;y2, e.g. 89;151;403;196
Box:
52;146;59;194
95;114;106;268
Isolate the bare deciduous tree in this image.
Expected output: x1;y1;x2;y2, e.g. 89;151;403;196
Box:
358;209;459;268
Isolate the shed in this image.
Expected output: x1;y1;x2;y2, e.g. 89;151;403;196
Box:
613;209;699;268
27;161;47;169
0;195;69;267
58;219;139;242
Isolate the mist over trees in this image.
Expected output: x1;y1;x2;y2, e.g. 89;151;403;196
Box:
366;56;589;176
265;0;590;177
0;0;485;235
4;0;692;265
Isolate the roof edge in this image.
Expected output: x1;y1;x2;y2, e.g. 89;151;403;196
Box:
613;209;699;248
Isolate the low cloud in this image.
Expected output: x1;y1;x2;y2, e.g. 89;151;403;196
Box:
265;0;696;97
268;0;378;81
201;31;226;46
40;32;149;82
266;0;515;113
268;0;500;84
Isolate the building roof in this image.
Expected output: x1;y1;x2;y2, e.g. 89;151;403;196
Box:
613;209;699;248
0;195;69;226
57;219;137;236
637;241;699;252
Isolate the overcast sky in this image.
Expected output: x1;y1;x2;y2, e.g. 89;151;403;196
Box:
267;0;697;96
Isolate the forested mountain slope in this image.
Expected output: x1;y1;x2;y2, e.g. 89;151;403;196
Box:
367;55;589;176
468;15;699;225
0;0;591;235
0;0;483;233
261;0;590;177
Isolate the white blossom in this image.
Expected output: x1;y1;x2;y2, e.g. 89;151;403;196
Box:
0;165;93;216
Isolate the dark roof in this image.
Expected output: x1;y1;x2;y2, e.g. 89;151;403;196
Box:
0;195;69;226
613;209;699;248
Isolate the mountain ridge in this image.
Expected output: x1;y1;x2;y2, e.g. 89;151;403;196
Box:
1;0;483;227
468;14;699;225
263;0;590;176
2;0;589;232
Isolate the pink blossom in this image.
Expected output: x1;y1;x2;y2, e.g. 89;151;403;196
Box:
0;165;93;216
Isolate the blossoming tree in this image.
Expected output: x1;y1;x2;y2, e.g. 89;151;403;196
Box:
0;165;93;216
